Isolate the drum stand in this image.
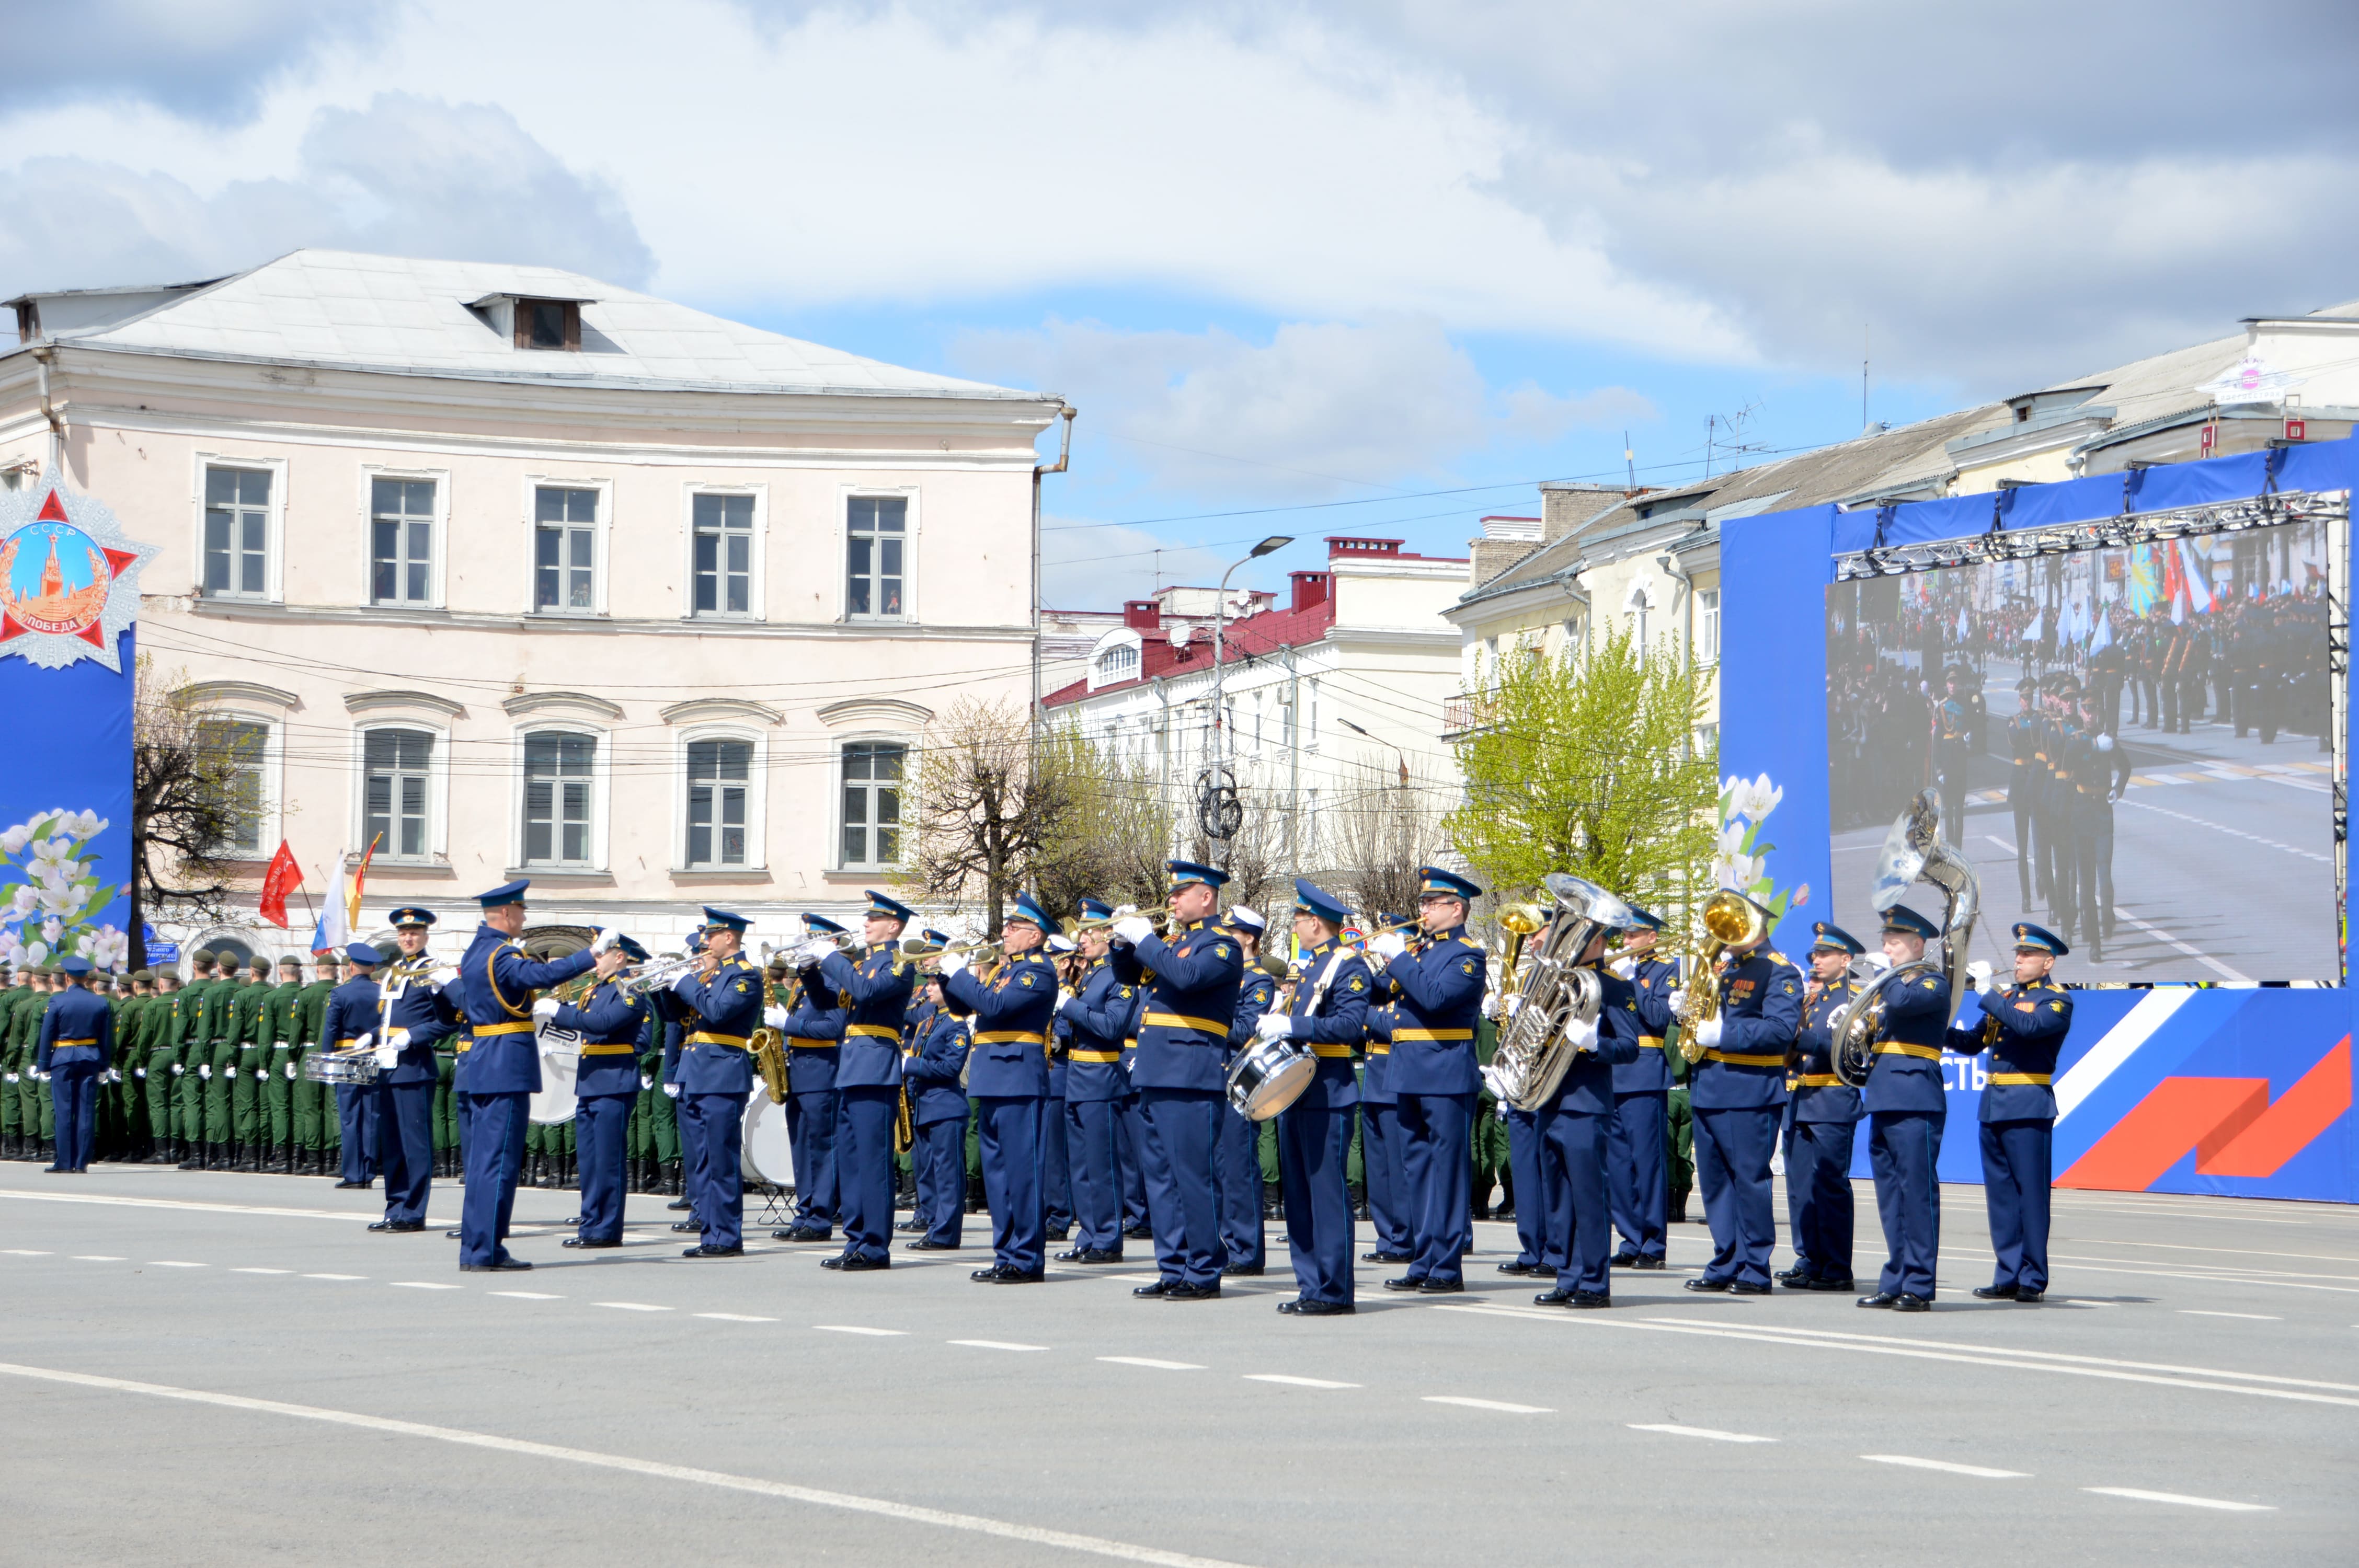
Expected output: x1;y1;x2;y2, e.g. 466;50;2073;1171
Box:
750;1180;793;1228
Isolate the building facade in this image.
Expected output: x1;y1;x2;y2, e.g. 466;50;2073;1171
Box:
1;250;1064;966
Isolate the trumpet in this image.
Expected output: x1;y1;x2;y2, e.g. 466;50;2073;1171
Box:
1072;904;1180;940
617;952;704;996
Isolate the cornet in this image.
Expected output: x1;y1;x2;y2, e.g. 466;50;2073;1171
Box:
616;952;705;996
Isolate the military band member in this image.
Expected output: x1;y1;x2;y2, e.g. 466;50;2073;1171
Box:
1255;879;1371;1315
812;891;917;1273
944;890;1062;1283
456;881;616;1271
36;955;112;1173
1054;902;1136;1264
1952;923;2074;1304
1109;863;1245;1301
1781;923;1865;1291
324;945;385;1191
1673;895;1801;1295
1041;933;1077;1243
1357;985;1414;1266
1217;905;1276;1276
773;915;848;1243
547;935;651;1249
665;907;761;1258
368;908;462;1234
1859;904;1950;1311
1606;907;1678;1270
1529;912;1641;1308
904;960;972;1251
1367;868;1486;1295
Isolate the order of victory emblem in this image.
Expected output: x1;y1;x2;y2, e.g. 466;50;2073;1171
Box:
0;471;153;672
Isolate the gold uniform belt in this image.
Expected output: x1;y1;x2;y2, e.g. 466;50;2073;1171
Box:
1068;1048;1120;1064
1367;1042;1391;1055
1796;1073;1844;1088
1874;1041;1943;1061
336;1038;365;1048
689;1031;749;1048
1991;1071;2052;1086
1705;1049;1785;1067
788;1038;838;1049
845;1024;900;1041
1392;1028;1473;1043
52;1037;96;1047
475;1020;533;1038
974;1030;1049;1047
1309;1042;1353;1059
581;1042;635;1056
1638;1035;1665;1051
1142;1011;1229;1035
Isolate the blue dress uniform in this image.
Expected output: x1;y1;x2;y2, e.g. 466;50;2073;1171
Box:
322;948;386;1188
1040;948;1074;1241
780;916;848;1241
943;891;1060;1282
1683;910;1803;1293
1951;922;2074;1302
1114;994;1151;1238
372;909;463;1231
1113;865;1245;1297
1217;906;1277;1274
1378;869;1487;1291
549;939;649;1248
817;893;917;1270
1270;881;1372;1313
1861;904;1952;1308
1788;924;1866;1289
35;958;112;1172
1607;913;1679;1268
669;908;761;1256
904;993;971;1249
1056;907;1136;1262
1358;997;1413;1262
1534;953;1641;1304
1501;1098;1550;1275
454;884;599;1272
648;972;697;1221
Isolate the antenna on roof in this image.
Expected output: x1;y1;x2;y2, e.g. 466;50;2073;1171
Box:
1862;322;1870;434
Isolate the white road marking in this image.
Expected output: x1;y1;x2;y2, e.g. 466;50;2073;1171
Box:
1424;1396;1550;1414
2118;792;2334;867
390;1282;462;1291
1862;1454;2026;1478
2092;1239;2359;1265
2044;1259;2359;1296
1;1249;52;1255
950;1340;1048;1352
815;1325;907;1337
301;1273;364;1282
0;1362;1257;1568
1243;1375;1359;1389
1098;1357;1204;1370
0;1190;445;1224
1983;834;2018;855
2180;1310;2281;1321
2084;1487;2273;1512
147;1261;207;1268
696;1313;777;1323
2109;908;2254;982
230;1267;291;1275
491;1291;563;1300
71;1255;125;1262
593;1302;672;1312
1629;1423;1773;1444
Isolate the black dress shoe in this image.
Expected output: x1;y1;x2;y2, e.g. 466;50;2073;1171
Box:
836;1254;890;1272
1629;1256;1665;1271
671;1220;700;1232
1891;1293;1931;1312
1857;1291;1900;1308
1164;1281;1221;1301
1132;1279;1171;1297
1731;1281;1771;1296
368;1220;425;1233
1972;1283;2019;1300
41;1165;66;1174
459;1256;533;1273
1610;1253;1641;1270
562;1237;621;1249
904;1238;958;1251
1533;1286;1575;1306
681;1243;743;1258
974;1263;1043;1283
1221;1263;1264;1277
896;1218;926;1233
1684;1277;1732;1293
1801;1275;1856;1292
666;1196;693;1212
1278;1298;1355;1316
1418;1278;1464;1294
1774;1266;1810;1284
1570;1289;1611;1309
1497;1260;1538;1276
333;1179;368;1190
1381;1275;1428;1292
1052;1247;1090;1262
1077;1248;1123;1264
2013;1289;2044;1303
444;1228;463;1239
1044;1225;1070;1242
1122;1225;1153;1240
1362;1250;1412;1264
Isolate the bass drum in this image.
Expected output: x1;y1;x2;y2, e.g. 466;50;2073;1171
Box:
528;1035;580;1125
742;1087;796;1189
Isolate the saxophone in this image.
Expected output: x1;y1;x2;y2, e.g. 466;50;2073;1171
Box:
748;968;789;1106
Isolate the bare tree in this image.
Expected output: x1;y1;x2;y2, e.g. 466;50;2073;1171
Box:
1035;729;1177;918
130;661;255;967
900;697;1081;931
1325;751;1450;924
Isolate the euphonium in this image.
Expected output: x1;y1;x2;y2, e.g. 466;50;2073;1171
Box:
1673;889;1768;1063
1825;788;1980;1087
1491;873;1635;1112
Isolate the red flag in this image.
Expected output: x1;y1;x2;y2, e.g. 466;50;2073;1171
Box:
259;841;303;929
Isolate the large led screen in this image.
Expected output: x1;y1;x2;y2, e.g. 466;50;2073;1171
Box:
1825;515;2339;984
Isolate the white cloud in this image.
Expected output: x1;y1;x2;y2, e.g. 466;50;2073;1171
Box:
959;315;1649;498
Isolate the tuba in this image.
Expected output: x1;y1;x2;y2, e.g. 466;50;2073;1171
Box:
1491;872;1636;1112
1673;890;1769;1063
1825;788;1980;1087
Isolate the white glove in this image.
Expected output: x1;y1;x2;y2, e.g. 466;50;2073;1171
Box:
222;1065;238;1080
102;1069;121;1085
1479;1064;1509;1101
670;969;701;997
1502;993;1524;1020
134;1068;146;1079
1966;960;1997;996
1110;916;1155;947
374;1041;398;1068
592;927;622;955
1369;932;1410;963
34;1070;48;1082
1053;989;1074;1015
1253;1011;1293;1043
798;939;837;969
430;966;460;989
763;1005;788;1030
354;1033;373;1053
198;1063;213;1079
1570;1014;1603;1054
1693;1016;1723;1050
1666;987;1689;1016
532;998;561;1022
2;1071;16;1083
662;1082;680;1099
273;1040;287;1051
171;1064;184;1077
639;1073;654;1091
938;950;969;980
283;1063;297;1080
389;1028;411;1050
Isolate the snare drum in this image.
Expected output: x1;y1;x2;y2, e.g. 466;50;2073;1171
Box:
1224;1034;1314;1121
741;1089;795;1189
302;1050;380;1087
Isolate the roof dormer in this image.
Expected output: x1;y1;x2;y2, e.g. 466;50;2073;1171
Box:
468;291;593;351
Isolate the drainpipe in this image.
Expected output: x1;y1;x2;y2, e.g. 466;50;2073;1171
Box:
1030;403;1077;739
32;344;63;476
1657;550;1694;674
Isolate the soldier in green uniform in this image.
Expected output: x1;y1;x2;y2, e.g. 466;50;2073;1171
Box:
0;964;20;1158
292;954;338;1174
1470;1011;1510;1220
261;957;304;1171
175;952;221;1169
142;969;184;1163
632;984;680;1193
228;955;273;1169
99;973;135;1159
10;967;56;1162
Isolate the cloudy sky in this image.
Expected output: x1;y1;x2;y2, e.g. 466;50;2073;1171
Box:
10;0;2356;603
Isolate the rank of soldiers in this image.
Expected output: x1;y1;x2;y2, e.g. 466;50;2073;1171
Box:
3;865;2070;1312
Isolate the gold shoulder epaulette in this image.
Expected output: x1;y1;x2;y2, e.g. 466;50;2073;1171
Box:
1767;950;1790;966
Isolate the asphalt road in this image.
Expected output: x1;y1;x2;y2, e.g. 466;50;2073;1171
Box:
4;1161;2353;1565
1832;656;2339;983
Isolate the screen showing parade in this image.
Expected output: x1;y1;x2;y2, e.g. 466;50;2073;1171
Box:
1824;514;2339;984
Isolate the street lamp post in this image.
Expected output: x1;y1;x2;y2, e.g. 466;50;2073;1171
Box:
1339;717;1410;787
1202;535;1293;844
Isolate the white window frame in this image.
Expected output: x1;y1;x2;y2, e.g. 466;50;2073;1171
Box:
350;719;451;864
358;464;451;610
1303;677;1321;753
524;474;614;618
681;483;768;622
192;709;281;861
1624;583;1653;648
191;453;287;604
673;723;769;872
512;724;610;872
831;731;912;872
1699;587;1722;665
837;485;919;624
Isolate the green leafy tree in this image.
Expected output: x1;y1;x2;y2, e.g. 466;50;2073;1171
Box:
1445;623;1718;922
